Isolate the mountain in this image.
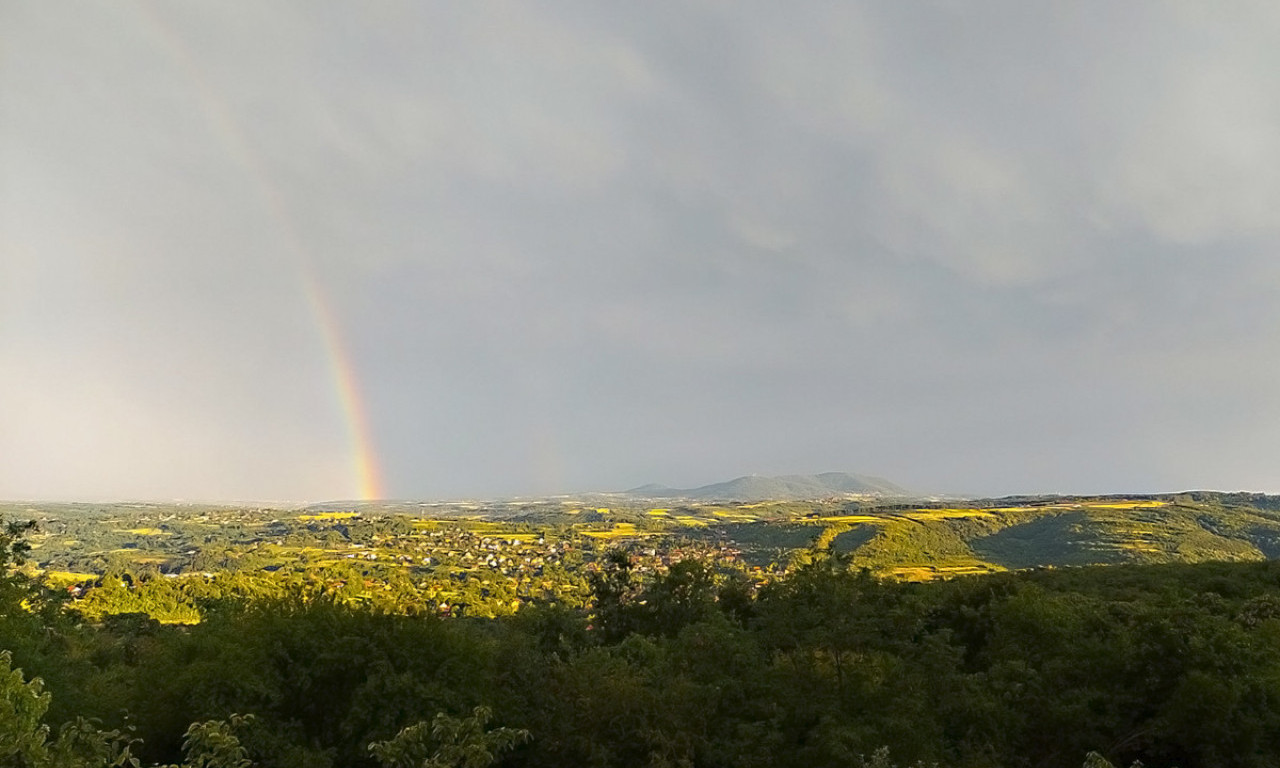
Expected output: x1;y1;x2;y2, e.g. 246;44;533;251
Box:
625;472;911;501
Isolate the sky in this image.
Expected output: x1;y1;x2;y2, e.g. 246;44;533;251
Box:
4;1;1280;502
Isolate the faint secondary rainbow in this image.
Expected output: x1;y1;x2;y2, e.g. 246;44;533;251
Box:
135;2;384;500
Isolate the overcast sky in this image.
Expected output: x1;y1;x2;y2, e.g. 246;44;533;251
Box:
4;1;1280;502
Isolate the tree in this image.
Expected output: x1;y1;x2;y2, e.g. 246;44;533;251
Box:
0;649;260;768
634;559;715;637
158;716;255;768
0;650;139;767
368;707;529;768
0;519;39;617
586;549;643;643
0;649;55;764
1082;752;1147;768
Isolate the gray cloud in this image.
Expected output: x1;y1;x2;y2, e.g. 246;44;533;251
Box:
3;0;1280;500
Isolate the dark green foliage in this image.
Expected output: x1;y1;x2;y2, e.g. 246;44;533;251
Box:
852;520;977;569
971;510;1122;568
709;522;822;550
119;597;503;767
587;550;719;642
368;707;528;768
830;525;877;554
16;503;1280;768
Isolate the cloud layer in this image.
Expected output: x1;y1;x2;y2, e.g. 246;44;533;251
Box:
4;1;1280;500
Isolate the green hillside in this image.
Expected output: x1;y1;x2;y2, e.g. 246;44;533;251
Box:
13;493;1280;605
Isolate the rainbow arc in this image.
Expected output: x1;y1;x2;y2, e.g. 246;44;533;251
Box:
136;2;384;500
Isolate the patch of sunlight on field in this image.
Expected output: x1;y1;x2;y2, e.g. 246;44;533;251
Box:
1087;501;1168;510
1121;543;1164;553
711;510;760;521
944;563;1006;573
583;523;660;539
158;612;201;626
298;512;360;521
821;515;888;524
1109;525;1159;536
905;509;996;520
113;528;168;535
888;562;1005;581
43;570;98;583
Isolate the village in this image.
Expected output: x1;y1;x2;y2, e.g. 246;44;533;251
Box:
13;502;773;623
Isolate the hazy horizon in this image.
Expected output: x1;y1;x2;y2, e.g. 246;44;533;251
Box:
1;471;1267;508
6;2;1280;502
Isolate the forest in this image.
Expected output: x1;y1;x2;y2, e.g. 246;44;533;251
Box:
7;511;1280;768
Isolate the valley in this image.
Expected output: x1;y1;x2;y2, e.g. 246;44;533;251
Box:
11;489;1280;624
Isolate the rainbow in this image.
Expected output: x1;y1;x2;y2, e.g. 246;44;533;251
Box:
300;275;385;501
134;2;384;500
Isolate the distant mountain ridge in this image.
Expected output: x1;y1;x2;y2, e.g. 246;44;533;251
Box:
626;472;911;501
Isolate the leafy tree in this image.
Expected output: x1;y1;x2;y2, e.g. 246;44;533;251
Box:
0;519;40;616
0;649;55;764
158;716;255;768
368;707;528;768
857;746;939;768
586;549;643;643
633;559;715;637
1081;752;1148;768
0;650;256;768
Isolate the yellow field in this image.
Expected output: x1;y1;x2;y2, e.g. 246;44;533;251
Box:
888;562;1005;581
905;509;996;520
820;515;887;524
260;545;337;555
122;527;168;535
1120;543;1164;553
582;523;659;539
1108;525;1159;536
1086;501;1167;510
159;615;201;626
117;554;168;565
42;570;98;584
710;510;761;522
297;512;359;521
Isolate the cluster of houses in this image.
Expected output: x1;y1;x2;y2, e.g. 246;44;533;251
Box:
37;506;791;621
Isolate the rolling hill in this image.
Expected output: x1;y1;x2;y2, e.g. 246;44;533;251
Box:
625;472;911;501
